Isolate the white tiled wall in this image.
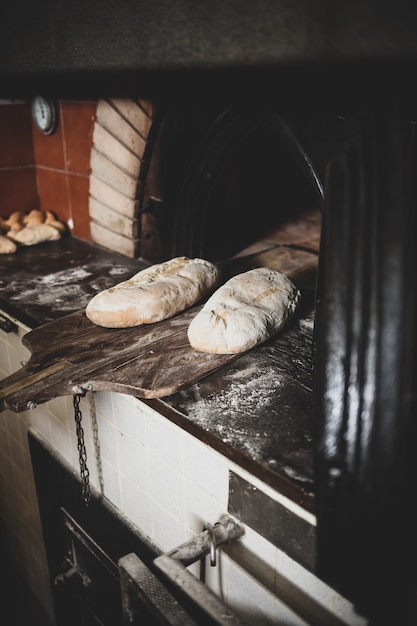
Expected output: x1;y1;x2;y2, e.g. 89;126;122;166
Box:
0;317;56;624
0;313;368;626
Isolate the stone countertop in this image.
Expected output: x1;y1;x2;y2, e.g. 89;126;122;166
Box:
0;236;146;328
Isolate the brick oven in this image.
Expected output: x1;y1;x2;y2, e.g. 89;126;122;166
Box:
1;2;417;625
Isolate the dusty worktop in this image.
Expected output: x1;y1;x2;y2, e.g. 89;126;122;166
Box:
0;236;316;512
0;236;147;328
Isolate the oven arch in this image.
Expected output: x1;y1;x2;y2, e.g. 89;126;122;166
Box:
88;97;156;258
89;97;328;263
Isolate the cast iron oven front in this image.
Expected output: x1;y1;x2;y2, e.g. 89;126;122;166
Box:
313;103;417;624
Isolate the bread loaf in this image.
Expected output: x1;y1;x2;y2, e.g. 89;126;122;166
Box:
8;223;61;245
187;268;300;354
23;209;46;226
85;256;220;328
6;211;24;232
0;235;17;254
45;211;67;233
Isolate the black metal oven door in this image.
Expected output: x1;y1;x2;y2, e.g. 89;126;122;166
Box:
313;103;417;624
53;508;123;626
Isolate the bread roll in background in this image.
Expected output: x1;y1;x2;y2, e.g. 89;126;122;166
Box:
8;223;62;245
1;209;67;246
6;211;25;232
0;234;17;254
24;209;46;226
188;267;301;354
86;256;220;328
45;211;67;233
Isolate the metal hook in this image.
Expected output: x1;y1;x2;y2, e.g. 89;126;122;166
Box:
204;522;217;567
71;383;93;397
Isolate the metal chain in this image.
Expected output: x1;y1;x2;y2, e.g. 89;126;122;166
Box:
73;392;91;506
89;391;104;496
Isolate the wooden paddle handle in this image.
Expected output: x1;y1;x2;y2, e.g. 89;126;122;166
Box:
0;361;70;402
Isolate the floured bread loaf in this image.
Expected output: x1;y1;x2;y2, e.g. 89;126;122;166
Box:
86;256;220;328
187;267;300;354
8;223;61;245
0;234;17;254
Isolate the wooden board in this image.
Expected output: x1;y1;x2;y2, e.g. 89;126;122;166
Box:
0;307;240;412
0;243;319;413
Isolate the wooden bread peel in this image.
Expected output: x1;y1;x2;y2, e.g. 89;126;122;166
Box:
0;245;318;413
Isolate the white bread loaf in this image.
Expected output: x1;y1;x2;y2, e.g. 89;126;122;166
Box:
0;235;17;254
8;223;61;245
23;209;46;225
187;267;300;354
85;256;220;328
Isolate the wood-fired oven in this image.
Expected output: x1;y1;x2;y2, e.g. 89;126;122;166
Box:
1;2;417;625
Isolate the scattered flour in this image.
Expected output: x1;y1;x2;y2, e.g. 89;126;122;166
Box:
40;267;92;285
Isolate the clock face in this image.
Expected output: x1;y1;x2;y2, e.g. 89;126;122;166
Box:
31;96;57;134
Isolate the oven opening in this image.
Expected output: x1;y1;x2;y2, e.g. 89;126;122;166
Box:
138;102;325;265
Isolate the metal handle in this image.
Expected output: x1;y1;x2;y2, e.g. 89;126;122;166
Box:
204;522;217;566
165;513;244;567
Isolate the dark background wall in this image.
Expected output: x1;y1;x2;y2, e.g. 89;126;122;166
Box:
1;0;417;101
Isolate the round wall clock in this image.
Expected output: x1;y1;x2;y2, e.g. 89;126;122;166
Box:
31;96;57;135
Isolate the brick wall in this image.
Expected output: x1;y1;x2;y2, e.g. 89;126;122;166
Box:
89;98;154;257
1;98;156;257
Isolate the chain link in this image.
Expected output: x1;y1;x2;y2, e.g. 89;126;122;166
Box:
89;391;104;496
73;392;91;506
